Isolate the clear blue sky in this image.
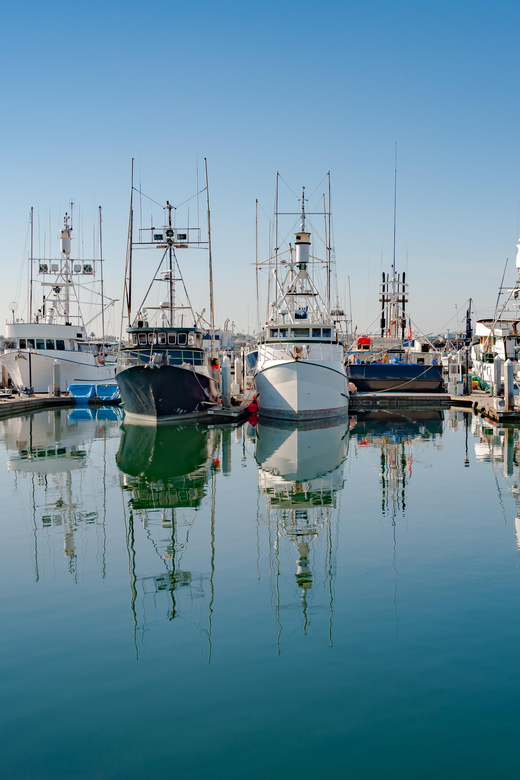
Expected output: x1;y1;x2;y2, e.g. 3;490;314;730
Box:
1;0;519;337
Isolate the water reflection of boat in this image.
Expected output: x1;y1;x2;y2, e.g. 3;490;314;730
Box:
352;409;444;516
117;423;217;652
3;408;121;577
255;418;349;640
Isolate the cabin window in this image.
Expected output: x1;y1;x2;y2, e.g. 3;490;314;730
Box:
292;328;309;337
19;339;26;349
56;340;65;350
188;333;195;346
27;339;35;349
138;334;147;345
158;332;166;345
322;328;332;338
148;333;156;345
36;339;45;349
46;339;55;350
270;328;279;338
178;333;187;346
168;333;177;345
279;328;288;338
130;334;137;345
312;328;321;338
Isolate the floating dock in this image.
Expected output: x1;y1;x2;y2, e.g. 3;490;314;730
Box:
1;388;519;426
350;392;452;410
0;393;73;420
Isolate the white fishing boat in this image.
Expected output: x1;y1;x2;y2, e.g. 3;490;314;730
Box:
254;178;349;421
1;209;117;393
471;238;520;390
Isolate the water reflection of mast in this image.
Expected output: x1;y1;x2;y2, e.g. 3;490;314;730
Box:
256;419;349;648
5;408;119;580
117;424;215;656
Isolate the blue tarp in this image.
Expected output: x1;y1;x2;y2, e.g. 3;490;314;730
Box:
68;384;96;404
95;384;121;402
67;383;120;404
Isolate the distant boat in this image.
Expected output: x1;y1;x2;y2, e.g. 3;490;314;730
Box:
1;208;117;393
254;176;349;420
115;161;220;423
345;156;444;394
471;238;520;390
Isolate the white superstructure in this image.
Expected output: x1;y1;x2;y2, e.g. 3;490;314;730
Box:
1;211;116;393
254;182;349;421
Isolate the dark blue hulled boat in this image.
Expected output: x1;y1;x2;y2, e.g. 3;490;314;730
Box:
116;326;219;422
116;166;220;423
346;361;444;393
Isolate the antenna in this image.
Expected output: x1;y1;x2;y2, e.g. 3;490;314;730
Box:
392;142;397;279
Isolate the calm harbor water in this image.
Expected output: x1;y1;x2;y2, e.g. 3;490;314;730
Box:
1;407;520;778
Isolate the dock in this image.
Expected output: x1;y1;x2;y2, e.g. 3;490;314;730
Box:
1;388;519;426
0;393;74;420
350;392;452;410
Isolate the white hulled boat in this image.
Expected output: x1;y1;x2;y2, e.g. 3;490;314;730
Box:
1;210;116;393
254;181;349;421
471;239;520;390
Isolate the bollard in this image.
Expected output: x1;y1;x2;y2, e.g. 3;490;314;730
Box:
53;360;61;397
493;355;502;397
221;357;231;408
504;359;514;410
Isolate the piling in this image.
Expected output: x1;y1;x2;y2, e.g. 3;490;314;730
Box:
493;355;502;397
221;357;231;408
53;360;61;397
505;359;514;410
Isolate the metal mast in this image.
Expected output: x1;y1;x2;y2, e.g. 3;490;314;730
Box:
166;200;174;326
29;207;34;323
205;158;215;356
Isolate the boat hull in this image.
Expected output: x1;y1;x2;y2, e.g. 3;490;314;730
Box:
255;360;349;421
0;349;115;393
347;363;445;393
116;363;218;423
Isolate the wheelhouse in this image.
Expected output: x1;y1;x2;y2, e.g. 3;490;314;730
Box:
125;327;204;350
264;324;335;343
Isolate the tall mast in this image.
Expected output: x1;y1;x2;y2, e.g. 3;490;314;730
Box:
60;209;73;324
166;201;174;326
29;207;34;323
327;172;332;311
255;198;259;333
392;143;397;280
99;206;105;348
275;172;279;308
205;158;215;356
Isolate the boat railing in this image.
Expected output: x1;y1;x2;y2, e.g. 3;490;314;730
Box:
119;349;205;367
